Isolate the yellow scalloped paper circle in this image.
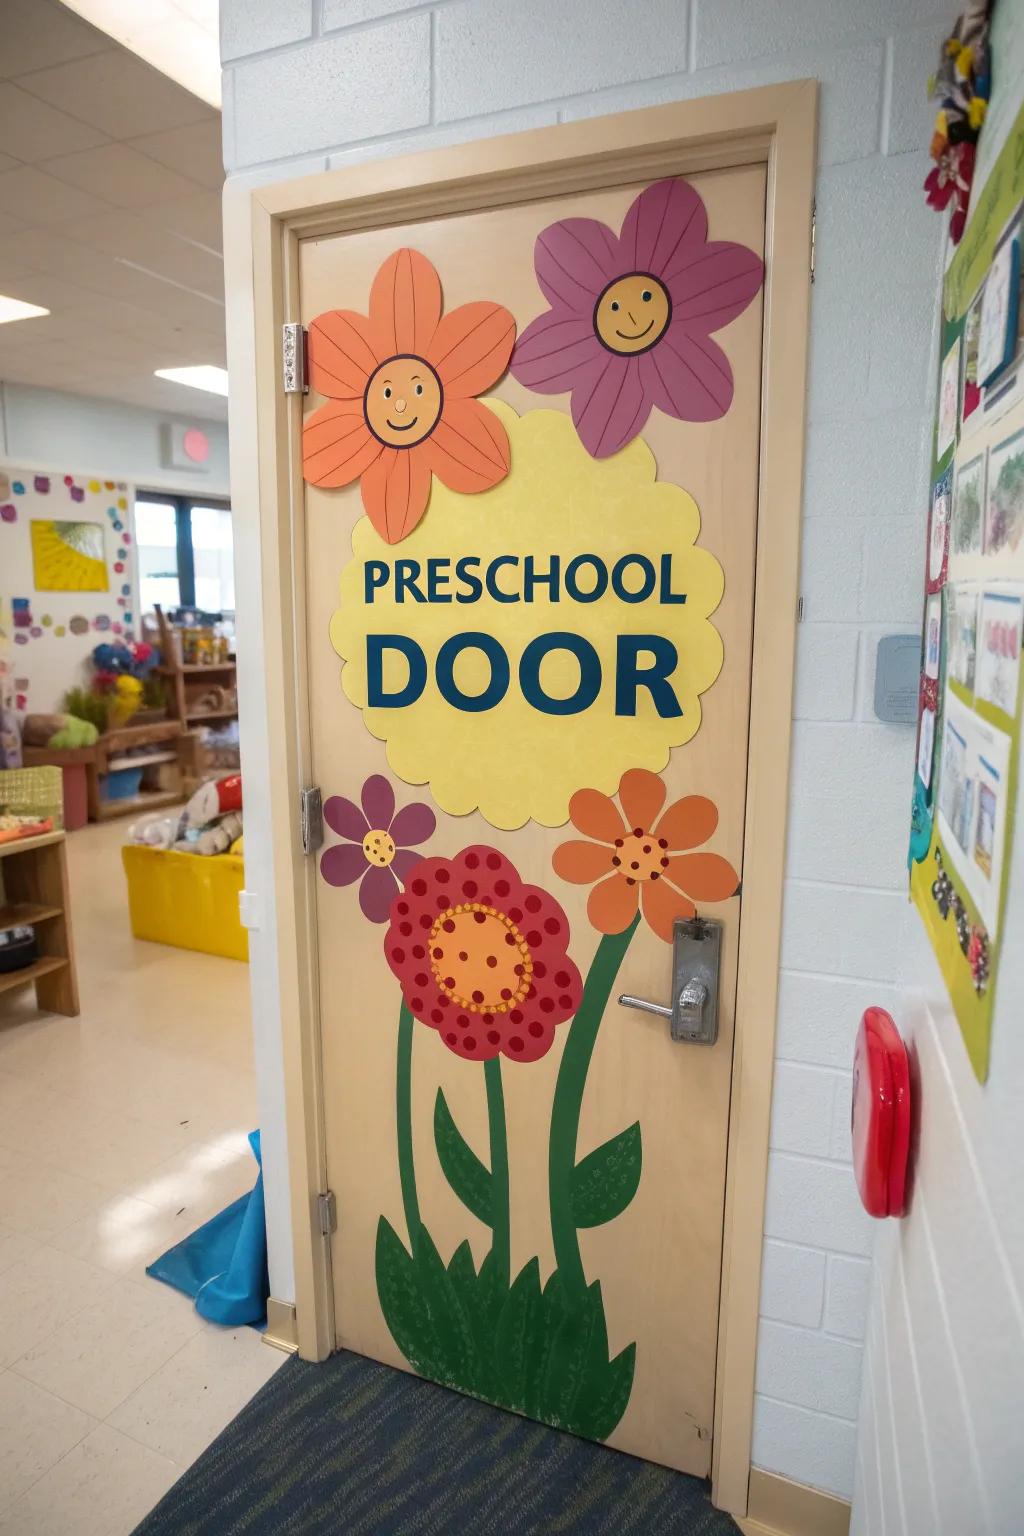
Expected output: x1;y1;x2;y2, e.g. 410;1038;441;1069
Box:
331;402;724;829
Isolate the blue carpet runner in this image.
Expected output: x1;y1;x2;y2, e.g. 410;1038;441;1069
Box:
133;1347;740;1535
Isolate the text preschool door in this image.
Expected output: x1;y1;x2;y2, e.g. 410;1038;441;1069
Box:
300;158;766;1475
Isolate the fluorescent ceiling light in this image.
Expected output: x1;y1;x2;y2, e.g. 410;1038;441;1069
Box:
0;296;50;325
155;365;229;397
60;1;221;109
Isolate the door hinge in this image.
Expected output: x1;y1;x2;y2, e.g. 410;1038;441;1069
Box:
317;1190;337;1237
300;786;323;855
809;201;816;283
282;322;308;394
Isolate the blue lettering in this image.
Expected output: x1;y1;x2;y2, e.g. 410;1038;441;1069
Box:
564;554;608;604
612;554;656;604
436;632;510;712
485;555;519;603
615;635;682;718
455;556;483;603
367;634;427;707
427;558;452;603
659;553;687;604
520;632;601;715
364;560;389;603
395;560;426;603
523;555;561;603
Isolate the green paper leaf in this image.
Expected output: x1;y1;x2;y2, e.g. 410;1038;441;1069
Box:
570;1121;642;1228
494;1257;544;1412
375;1217;478;1389
434;1088;492;1226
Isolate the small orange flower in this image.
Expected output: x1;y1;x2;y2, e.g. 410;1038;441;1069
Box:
302;247;516;544
552;767;739;942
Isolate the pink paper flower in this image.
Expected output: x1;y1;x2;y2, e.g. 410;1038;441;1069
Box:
510;177;764;458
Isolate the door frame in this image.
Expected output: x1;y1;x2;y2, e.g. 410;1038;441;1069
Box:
224;80;817;1518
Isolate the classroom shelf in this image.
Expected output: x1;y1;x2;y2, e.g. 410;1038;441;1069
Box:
0;902;63;933
0;954;68;996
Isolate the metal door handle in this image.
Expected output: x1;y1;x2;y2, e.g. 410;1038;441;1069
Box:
616;917;722;1045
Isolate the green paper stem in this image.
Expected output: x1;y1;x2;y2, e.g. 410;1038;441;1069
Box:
484;1056;510;1286
396;1000;421;1249
548;914;641;1298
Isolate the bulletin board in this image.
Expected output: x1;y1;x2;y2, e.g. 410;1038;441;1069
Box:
0;467;138;717
910;93;1024;1082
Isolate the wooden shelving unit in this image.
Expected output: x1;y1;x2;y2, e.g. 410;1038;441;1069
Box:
0;830;79;1015
24;720;199;823
153;607;238;788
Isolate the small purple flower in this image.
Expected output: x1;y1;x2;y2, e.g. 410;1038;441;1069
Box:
320;773;436;923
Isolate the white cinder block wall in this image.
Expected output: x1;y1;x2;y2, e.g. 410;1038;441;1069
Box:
850;20;1024;1530
221;0;948;1501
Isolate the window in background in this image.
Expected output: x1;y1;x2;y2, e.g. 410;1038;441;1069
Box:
134;492;234;616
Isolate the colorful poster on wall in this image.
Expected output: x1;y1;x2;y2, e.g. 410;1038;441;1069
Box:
910;95;1024;1081
30;519;108;592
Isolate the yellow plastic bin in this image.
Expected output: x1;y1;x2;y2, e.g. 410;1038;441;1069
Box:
121;844;249;961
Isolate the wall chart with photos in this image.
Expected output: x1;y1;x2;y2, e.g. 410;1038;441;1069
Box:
910;89;1024;1082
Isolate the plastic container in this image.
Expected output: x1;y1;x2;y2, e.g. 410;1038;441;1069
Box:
0;926;38;974
121;844;248;961
103;766;144;801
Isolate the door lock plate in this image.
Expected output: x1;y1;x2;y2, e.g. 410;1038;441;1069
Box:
618;916;723;1045
670;916;722;1044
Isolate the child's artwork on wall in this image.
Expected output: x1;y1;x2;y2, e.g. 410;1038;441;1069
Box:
30;519;108;591
975;587;1023;714
0;469;137;715
953;452;985;557
985;427;1024;556
937;336;961;461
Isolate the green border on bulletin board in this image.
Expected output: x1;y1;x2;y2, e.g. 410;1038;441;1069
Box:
945;96;1024;321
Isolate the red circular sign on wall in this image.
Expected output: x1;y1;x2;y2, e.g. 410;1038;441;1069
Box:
852;1007;911;1219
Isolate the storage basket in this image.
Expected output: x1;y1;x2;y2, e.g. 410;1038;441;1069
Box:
0;766;64;828
121;844;248;961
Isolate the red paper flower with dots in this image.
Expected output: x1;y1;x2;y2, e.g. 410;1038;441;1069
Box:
383;845;582;1064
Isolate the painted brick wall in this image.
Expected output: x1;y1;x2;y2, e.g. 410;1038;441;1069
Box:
221;0;949;1500
850;7;1024;1528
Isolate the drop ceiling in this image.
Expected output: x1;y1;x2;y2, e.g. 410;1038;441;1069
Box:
0;0;227;421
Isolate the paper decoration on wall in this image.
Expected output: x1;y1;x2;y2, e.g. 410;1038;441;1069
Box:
0;504;15;523
33;476;49;494
30;520;107;592
12;599;31;628
69;615;90;635
978;228;1021;385
986;427;1024;554
923;6;992;244
928;468;952;590
303;247;516;544
510;177;764;459
331;402;724;829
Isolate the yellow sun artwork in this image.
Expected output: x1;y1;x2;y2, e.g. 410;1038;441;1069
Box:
30;520;108;592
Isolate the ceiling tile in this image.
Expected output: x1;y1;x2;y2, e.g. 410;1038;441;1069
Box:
0;164;114;225
154;191;223;254
57;209;224;301
0;0;109;78
0;82;110;161
127;122;225;192
17;49;215;139
42;143;202;209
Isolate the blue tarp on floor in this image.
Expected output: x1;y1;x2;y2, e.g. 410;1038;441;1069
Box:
146;1129;269;1328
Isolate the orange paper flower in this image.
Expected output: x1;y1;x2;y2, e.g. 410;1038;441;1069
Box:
302;248;516;543
552;767;739;942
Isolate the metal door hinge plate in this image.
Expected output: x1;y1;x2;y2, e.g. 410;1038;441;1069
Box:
282;322;308;394
809;201;817;283
300;786;323;855
317;1190;336;1237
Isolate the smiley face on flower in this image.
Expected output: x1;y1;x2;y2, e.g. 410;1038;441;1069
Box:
511;177;763;459
302;248;516;544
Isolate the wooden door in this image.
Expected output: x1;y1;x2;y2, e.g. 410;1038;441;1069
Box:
299;160;765;1476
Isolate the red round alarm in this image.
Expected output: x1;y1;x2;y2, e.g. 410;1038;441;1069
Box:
851;1007;911;1218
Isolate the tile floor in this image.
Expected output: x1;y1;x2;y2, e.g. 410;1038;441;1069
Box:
0;818;284;1534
